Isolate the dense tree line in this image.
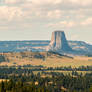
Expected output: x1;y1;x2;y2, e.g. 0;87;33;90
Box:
0;67;92;92
46;66;92;71
1;65;92;72
0;72;92;92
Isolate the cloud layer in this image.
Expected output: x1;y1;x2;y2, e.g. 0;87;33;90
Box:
0;0;91;30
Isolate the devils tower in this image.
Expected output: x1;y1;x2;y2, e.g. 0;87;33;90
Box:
47;31;72;52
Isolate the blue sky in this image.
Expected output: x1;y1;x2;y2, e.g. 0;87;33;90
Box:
0;0;92;44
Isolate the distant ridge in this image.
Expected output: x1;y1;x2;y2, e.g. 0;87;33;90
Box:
0;30;91;55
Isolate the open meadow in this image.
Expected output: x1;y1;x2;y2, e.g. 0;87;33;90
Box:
0;52;92;68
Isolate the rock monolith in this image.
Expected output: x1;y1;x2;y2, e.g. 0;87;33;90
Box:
47;31;72;52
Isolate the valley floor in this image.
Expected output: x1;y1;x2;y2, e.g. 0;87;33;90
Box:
0;52;92;67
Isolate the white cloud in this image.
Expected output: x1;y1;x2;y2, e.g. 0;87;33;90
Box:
31;0;63;5
80;0;92;6
81;17;92;26
0;5;33;30
47;21;76;28
5;0;25;4
34;9;64;19
0;6;23;21
0;0;91;31
47;10;63;19
69;0;92;6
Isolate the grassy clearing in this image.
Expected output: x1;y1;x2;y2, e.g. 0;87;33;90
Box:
0;79;9;82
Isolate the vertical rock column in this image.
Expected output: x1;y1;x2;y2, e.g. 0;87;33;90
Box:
47;31;72;52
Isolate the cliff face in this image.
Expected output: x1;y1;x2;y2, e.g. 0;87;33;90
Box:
47;31;72;52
